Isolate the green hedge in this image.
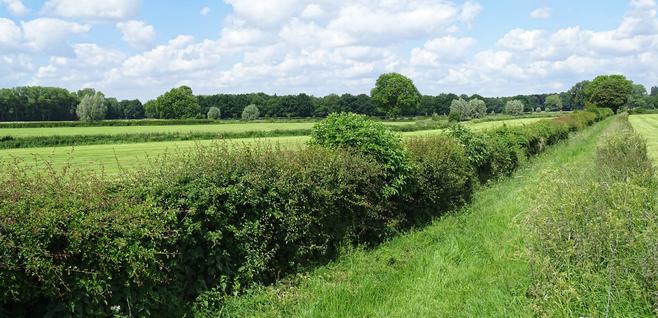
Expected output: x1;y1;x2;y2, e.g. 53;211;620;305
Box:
0;109;612;317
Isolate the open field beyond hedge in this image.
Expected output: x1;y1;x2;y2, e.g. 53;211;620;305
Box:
629;114;658;162
0;117;547;173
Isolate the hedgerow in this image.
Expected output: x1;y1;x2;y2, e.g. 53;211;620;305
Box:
0;109;612;317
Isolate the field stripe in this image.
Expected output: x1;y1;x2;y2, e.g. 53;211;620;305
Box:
629;114;658;163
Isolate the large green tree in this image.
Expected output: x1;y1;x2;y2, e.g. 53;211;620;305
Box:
568;80;590;109
371;73;421;118
585;75;633;113
154;86;201;119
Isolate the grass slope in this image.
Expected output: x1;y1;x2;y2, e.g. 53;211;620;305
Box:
629;114;658;162
0;118;547;173
213;117;614;318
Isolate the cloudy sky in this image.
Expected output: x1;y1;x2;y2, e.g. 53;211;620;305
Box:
0;0;656;100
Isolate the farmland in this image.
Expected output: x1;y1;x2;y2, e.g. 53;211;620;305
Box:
0;117;549;173
629;114;658;161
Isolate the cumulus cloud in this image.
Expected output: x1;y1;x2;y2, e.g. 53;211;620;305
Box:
0;18;22;49
1;0;28;16
530;7;551;19
498;29;544;51
42;0;140;19
116;20;155;48
200;6;210;16
21;18;91;53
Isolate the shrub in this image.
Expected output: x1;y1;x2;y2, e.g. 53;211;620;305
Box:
241;104;260;120
309;112;411;197
207;107;221;120
449;98;470;121
76;93;107;122
401;135;476;225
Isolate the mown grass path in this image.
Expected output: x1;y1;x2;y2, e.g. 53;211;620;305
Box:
629;114;658;162
217;118;614;318
0;117;547;174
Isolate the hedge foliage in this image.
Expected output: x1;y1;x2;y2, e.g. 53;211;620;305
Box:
0;109;612;317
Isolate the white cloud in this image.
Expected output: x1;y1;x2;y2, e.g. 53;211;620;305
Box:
0;18;22;49
530;7;552;19
1;0;28;16
301;4;324;19
460;1;482;27
21;18;90;53
42;0;140;19
116;20;155;48
410;36;475;65
498;29;544;50
200;6;210;16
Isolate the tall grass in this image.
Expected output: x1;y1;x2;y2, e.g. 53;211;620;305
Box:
525;114;658;317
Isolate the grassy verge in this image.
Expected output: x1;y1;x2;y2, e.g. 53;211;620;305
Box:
198;117;614;317
525;115;658;317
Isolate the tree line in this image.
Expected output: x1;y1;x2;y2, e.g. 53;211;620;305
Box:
0;73;656;122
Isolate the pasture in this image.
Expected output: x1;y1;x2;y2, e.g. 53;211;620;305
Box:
629;114;658;161
0;117;548;173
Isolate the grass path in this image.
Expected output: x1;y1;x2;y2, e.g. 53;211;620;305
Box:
0;117;547;173
216;117;614;318
629;114;658;162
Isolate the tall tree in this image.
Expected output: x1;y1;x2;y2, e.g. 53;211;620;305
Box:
371;73;421;118
568;80;590;110
585;75;633;113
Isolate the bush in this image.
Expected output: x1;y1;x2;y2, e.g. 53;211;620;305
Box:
309;113;411;197
241;104;260;120
207;107;220;120
401;135;476;225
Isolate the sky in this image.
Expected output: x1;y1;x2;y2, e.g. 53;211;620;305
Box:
0;0;656;100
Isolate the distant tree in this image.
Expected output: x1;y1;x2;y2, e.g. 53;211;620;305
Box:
651;86;658;96
535;107;542;112
449;98;470;121
144;100;158;118
544;94;563;112
104;97;121;119
242;104;260;120
504;100;524;115
625;84;649;110
154;86;201;119
120;100;145;119
76;88;104;99
207;106;221;120
469;98;487;118
371;73;421;118
585;75;633;113
76;93;107;122
568;80;590;110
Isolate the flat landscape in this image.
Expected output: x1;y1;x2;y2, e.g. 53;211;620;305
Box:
2;1;658;317
0;117;548;173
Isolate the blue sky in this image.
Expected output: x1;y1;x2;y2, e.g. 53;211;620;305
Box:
0;0;656;100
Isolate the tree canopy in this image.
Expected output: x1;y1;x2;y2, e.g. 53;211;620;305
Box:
585;75;633;113
371;73;421;118
544;94;563;112
76;93;107;122
153;86;201;119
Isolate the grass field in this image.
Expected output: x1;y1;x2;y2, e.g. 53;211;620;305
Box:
214;117;614;317
629;114;658;161
0;117;548;173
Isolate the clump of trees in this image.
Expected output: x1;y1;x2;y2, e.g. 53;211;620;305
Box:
241;104;260;120
370;73;421;118
504;100;525;115
76;93;107;122
449;98;486;121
